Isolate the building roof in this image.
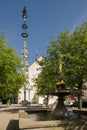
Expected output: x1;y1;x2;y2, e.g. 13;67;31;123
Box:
28;56;43;70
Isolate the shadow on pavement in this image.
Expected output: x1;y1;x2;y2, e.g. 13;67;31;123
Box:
6;120;19;130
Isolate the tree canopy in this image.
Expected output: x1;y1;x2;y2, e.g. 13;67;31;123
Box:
0;36;25;100
36;22;87;108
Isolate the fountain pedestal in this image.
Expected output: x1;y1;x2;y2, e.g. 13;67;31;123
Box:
47;88;70;118
52;90;70;118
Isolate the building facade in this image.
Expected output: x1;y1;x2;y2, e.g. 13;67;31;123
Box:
18;56;44;104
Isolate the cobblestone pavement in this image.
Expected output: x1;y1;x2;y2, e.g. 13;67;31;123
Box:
0;105;21;130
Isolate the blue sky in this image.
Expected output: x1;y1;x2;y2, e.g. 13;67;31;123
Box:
0;0;87;65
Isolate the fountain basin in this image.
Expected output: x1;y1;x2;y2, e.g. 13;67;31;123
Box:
19;109;87;130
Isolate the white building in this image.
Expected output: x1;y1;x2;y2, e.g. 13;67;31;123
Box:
18;56;57;105
18;56;44;104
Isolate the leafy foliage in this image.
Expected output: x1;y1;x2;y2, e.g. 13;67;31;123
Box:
0;37;25;100
36;22;87;105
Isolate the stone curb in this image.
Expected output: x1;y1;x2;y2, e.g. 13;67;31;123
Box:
19;118;87;129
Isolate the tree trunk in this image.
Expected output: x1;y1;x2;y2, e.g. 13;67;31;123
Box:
78;88;82;109
78;93;82;109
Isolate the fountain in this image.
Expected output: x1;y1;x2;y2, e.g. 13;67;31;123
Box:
45;56;71;118
48;77;71;118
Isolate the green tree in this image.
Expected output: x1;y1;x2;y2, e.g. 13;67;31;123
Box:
62;23;87;109
36;22;87;109
0;37;25;102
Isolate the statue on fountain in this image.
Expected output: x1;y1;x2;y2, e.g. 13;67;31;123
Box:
56;55;65;90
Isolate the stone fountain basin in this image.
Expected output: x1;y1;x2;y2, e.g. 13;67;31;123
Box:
19;109;87;130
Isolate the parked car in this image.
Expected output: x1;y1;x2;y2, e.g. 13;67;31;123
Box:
65;101;74;107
